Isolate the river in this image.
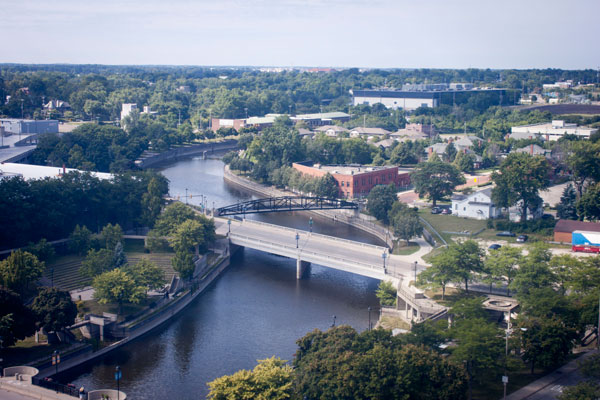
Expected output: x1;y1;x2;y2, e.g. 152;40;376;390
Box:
65;157;382;399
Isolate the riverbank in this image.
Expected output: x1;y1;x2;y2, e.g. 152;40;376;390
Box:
136;139;238;168
35;251;231;379
222;165;395;248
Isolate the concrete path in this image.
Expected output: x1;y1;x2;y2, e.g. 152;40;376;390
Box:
504;350;598;400
0;378;74;400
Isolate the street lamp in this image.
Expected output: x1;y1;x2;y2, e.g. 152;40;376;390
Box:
331;315;336;327
309;217;313;233
185;188;188;205
368;307;372;331
296;232;300;248
52;350;60;377
115;366;122;400
503;322;527;400
228;219;231;234
382;252;387;273
414;261;418;283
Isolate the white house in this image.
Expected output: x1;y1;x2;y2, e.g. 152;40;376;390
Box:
451;188;502;220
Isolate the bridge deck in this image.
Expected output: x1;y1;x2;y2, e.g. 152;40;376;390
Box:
215;217;421;281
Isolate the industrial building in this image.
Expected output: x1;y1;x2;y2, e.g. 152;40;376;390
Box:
510;120;598;141
292;162;411;198
0;119;59;135
351;86;507;111
211;112;351;132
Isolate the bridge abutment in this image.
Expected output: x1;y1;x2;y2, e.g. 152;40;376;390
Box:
296;259;310;279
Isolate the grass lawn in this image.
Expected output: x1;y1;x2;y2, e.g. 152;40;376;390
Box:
378;315;411;331
419;210;498;244
2;336;73;367
392;241;420;256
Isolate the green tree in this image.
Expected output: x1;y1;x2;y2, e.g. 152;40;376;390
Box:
141;177;167;227
556;183;578;220
69;225;93;255
389;204;423;245
24;238;56;262
0;250;45;294
558;381;600;400
484;245;522;295
367;184;397;223
491;153;550;222
0;288;37;347
577;182;600;221
153;202;200;235
92;268;146;311
123;258;165;292
418;256;456;300
314;173;338;198
567;141;600;197
453;151;475;173
510;243;555;298
450;318;503;400
444;141;457;163
435;240;483;293
207;357;293;400
172;251;196;281
100;223;123;250
517;316;577;374
411;159;465;206
30;287;77;333
80;248;114;280
375;280;397;306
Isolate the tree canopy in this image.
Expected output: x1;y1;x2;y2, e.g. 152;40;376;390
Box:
411;159;465;206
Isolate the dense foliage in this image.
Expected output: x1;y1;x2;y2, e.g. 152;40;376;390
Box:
0;171;168;250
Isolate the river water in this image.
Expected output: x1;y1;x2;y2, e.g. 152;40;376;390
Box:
65;157;382;399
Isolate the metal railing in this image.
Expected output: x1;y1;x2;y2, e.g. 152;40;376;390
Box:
33;377;81;398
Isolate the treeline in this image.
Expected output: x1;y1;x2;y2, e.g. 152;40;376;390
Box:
1;65;597;124
0;171;168;250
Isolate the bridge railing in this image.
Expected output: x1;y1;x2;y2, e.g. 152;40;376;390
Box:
236;219;389;253
229;233;386;273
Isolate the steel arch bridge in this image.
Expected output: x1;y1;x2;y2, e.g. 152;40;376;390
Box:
216;196;358;217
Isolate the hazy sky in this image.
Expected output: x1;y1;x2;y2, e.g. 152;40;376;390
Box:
1;0;598;69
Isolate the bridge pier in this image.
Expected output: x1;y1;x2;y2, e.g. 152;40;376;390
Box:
296;259;310;279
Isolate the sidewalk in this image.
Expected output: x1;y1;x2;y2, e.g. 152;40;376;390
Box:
504;349;598;400
0;377;74;400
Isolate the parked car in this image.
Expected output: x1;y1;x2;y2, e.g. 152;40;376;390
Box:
431;207;442;214
496;231;516;237
441;208;451;215
517;235;528;243
488;244;502;250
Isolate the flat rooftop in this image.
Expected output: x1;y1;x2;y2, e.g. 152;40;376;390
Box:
0;162;112;181
313;164;403;176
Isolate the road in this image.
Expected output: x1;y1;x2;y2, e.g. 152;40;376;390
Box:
215;217;426;280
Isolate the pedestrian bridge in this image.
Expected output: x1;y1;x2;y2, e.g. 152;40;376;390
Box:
215;196;358;217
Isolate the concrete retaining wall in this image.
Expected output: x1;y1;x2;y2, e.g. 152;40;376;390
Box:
88;389;127;400
3;366;39;382
37;256;231;378
137;140;238;168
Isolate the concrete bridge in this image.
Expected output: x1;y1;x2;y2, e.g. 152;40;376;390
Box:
214;217;445;322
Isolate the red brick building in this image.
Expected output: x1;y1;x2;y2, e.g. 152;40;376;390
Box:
292;162;411;198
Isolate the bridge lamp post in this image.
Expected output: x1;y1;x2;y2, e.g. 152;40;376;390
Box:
414;261;418;283
309;217;313;233
295;232;300;248
185;188;188;204
382;252;387;273
228;219;231;234
368;307;372;331
331;315;336;328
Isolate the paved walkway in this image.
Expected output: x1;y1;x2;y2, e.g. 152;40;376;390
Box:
0;378;74;400
505;350;598;400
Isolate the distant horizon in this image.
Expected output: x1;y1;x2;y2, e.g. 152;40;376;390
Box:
0;62;597;72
